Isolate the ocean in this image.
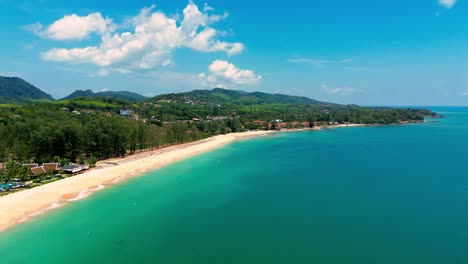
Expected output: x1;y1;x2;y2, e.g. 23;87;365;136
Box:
0;107;467;264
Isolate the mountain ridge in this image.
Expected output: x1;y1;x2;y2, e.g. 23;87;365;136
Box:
1;75;347;107
153;87;337;106
62;89;147;102
0;76;54;102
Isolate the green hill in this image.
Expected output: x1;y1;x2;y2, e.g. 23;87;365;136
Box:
0;76;54;102
153;88;336;106
63;89;147;102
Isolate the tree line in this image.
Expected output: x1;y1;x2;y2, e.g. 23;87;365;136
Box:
0;97;436;183
0;107;243;166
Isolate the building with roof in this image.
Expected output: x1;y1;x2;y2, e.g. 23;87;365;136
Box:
42;163;59;172
31;166;47;176
62;164;90;175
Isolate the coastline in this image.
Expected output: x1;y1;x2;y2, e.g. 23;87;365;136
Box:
0;122;388;232
0;130;275;232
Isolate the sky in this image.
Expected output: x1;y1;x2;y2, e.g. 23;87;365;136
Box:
0;0;467;106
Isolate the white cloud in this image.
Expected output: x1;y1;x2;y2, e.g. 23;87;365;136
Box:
321;85;355;96
288;58;326;66
209;11;229;23
26;13;114;40
23;23;43;36
114;68;132;74
96;69;110;77
188;27;243;55
35;2;244;72
23;41;39;51
204;3;214;11
461;89;468;96
0;71;22;77
439;0;457;9
199;60;261;88
288;57;353;67
288;57;372;71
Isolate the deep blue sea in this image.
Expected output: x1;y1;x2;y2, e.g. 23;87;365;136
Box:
0;107;467;263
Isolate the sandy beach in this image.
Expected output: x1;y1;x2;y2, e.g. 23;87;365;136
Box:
0;130;275;232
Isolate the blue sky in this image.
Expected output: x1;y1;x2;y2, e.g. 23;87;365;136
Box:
0;0;467;105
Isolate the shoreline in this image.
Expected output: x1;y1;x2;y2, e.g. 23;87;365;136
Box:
0;130;276;232
0;122;397;232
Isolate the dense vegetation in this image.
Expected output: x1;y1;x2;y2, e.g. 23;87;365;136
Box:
63;89;147;102
154;88;333;106
0;102;236;164
0;85;437;183
147;88;436;125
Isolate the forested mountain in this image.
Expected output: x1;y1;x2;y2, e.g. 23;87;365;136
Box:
147;88;436;124
0;76;53;102
61;89;95;99
63;89;147;102
153;88;336;106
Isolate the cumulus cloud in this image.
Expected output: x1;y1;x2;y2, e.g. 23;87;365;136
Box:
25;13;114;40
34;1;244;72
321;85;355;96
439;0;457;9
199;60;262;88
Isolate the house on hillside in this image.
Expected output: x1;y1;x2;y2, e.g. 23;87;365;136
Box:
120;109;134;117
213;116;228;121
253;120;264;125
276;122;287;129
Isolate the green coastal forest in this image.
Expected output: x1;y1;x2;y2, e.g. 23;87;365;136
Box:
0;76;437;182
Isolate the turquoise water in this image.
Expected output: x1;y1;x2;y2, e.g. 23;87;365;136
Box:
1;107;468;263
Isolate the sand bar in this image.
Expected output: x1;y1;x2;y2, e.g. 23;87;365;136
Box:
0;130;275;232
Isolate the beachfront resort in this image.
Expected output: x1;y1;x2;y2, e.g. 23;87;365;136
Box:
0;162;89;194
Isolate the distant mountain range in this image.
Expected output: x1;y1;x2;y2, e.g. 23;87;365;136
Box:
153;87;336;106
0;76;53;102
0;76;334;107
0;76;147;103
62;89;147;102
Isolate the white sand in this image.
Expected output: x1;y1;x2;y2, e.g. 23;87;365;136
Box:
0;130;275;232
